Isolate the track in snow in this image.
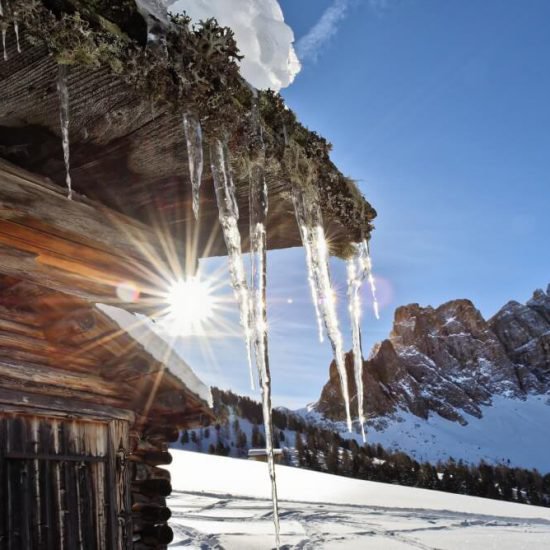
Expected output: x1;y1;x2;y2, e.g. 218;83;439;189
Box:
168;490;550;549
167;450;550;549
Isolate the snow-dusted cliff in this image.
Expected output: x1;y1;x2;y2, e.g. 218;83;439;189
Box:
313;285;550;471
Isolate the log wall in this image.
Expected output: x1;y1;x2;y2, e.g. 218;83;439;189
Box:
0;278;212;549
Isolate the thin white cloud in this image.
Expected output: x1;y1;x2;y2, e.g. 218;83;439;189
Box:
296;0;352;62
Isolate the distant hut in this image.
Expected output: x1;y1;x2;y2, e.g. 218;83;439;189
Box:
248;448;284;464
0;1;376;548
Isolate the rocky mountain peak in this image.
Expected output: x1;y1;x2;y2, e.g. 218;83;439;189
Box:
316;284;550;426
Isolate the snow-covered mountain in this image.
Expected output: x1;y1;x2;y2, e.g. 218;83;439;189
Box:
167;449;550;549
314;285;550;472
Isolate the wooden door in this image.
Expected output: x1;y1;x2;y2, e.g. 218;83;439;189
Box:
0;414;131;549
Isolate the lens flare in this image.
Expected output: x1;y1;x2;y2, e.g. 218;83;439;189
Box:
162;276;215;336
116;281;141;303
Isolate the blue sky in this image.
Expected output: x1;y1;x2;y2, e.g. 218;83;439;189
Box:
179;0;550;409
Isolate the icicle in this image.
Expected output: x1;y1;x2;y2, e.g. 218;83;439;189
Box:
13;13;20;54
360;239;380;319
0;1;3;17
56;65;72;200
293;204;325;343
347;254;366;442
249;93;281;549
2;26;7;62
182;114;203;219
210;139;255;389
292;186;353;431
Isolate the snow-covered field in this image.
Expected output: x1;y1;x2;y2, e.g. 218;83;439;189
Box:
167;450;550;549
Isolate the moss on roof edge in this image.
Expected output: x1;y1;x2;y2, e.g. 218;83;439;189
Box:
5;0;376;258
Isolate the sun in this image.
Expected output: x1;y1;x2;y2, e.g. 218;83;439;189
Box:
162;276;215;336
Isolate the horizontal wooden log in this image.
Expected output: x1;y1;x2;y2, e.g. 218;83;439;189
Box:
0;359;132;399
132;503;172;523
142;426;180;444
0;329;103;369
131;478;172;498
154;389;187;410
140;524;174;546
0;387;135;421
0;161;172;308
148;467;171;481
41;308;97;342
100;355;154;381
133;464;171;483
128;450;172;467
133;543;158;550
0;304;42;327
0;315;44;339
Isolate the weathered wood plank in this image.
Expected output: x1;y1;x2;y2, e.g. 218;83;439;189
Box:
0;360;135;400
0;242;118;303
0;330;102;368
106;425;119;550
0;160;172;308
0;388;135;422
0;160;162;262
0;373;137;410
0;315;44;339
0;418;5;546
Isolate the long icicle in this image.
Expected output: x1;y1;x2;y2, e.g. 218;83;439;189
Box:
249;93;280;549
182;113;203;219
361;239;380;319
1;25;7;61
347;252;366;442
210;139;255;389
292;186;352;431
293;209;325;343
13;12;20;54
57;64;72;199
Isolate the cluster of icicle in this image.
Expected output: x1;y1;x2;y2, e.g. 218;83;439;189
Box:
1;1;22;62
182;96;281;546
182;99;380;547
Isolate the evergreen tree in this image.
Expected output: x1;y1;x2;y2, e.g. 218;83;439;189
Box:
295;432;305;467
326;443;339;474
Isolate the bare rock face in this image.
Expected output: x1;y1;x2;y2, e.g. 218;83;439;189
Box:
489;285;550;391
316;285;550;425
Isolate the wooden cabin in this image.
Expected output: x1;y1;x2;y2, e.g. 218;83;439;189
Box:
0;2;376;548
0;162;213;549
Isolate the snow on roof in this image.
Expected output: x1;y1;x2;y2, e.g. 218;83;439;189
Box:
167;0;301;90
96;304;212;407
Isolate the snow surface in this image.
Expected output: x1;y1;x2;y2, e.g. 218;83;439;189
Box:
168;449;550;549
167;0;301;90
96;304;212;406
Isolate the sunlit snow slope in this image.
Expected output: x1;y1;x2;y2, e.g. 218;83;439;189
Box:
168;449;550;549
